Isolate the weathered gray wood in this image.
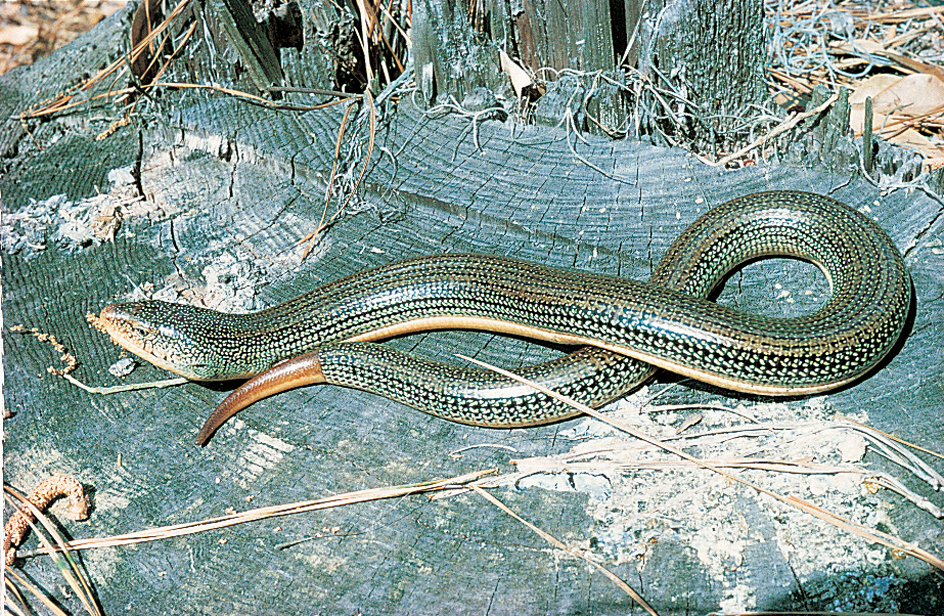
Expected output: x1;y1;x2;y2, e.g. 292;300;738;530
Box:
211;0;284;92
412;0;504;104
414;0;769;147
509;0;617;72
639;0;768;152
2;2;943;615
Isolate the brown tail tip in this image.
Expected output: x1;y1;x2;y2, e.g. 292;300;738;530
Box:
195;352;325;446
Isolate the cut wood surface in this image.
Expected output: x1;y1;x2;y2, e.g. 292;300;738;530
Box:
2;4;943;615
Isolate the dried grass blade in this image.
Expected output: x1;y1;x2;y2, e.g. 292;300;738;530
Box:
348;87;377;206
3;489;102;616
299;99;357;260
24;0;193;118
5;568;70;616
840;415;944;461
29;470;493;557
355;0;375;85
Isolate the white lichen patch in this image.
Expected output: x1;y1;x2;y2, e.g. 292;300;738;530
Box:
1;165;167;258
199;251;268;313
80;487;135;586
109;246;269;313
83;545;124;587
928;237;943;255
512;392;927;611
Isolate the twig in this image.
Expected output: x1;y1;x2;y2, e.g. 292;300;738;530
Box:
59;373;188;394
266;86;357;98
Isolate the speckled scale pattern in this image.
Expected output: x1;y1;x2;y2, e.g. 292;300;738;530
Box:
317;344;644;426
108;191;910;423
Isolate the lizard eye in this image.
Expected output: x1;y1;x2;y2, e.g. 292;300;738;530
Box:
131;324;157;341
